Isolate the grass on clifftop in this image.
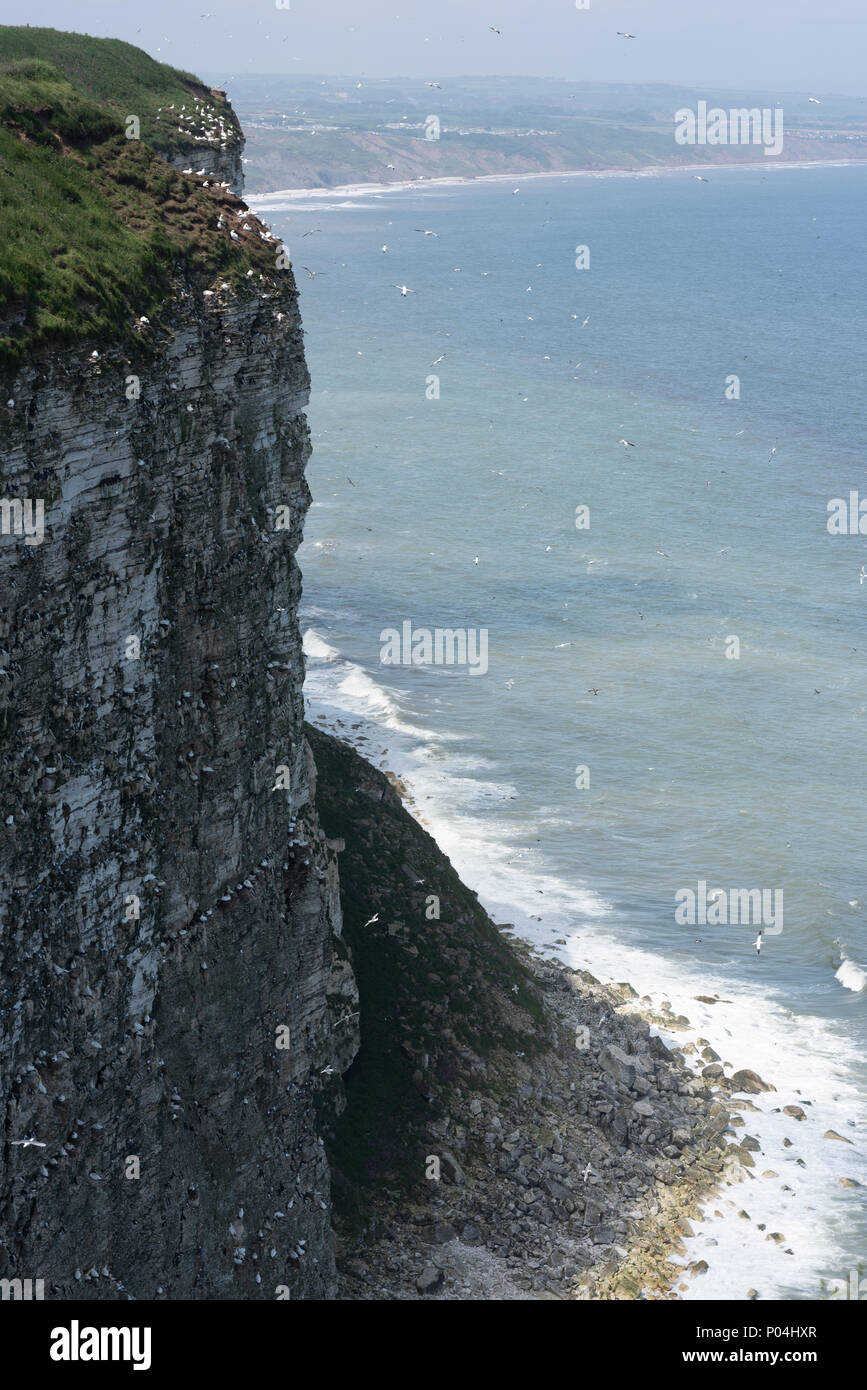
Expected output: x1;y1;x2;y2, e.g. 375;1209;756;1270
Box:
0;26;240;155
0;54;272;372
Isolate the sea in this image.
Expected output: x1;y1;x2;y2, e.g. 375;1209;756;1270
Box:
249;162;867;1300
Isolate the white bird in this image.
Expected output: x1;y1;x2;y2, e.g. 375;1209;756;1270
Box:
808;96;821;103
381;244;388;252
431;354;445;366
694;175;710;182
11;1137;46;1148
302;267;325;279
362;913;379;928
618;438;636;448
582;1162;593;1181
393;284;414;296
473;555;479;564
415;228;438;236
505;679;514;689
425;82;441;89
859;567;867;586
617;31;636;38
320;1065;334;1076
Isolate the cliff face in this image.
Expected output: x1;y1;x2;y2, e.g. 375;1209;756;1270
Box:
0;196;358;1296
165;87;245;196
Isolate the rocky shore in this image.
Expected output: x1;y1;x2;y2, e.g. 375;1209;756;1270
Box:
307;724;776;1301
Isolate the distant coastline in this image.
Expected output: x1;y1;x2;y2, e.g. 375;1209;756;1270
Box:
248;157;867;206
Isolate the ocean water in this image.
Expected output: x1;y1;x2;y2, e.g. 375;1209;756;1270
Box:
250;164;867;1300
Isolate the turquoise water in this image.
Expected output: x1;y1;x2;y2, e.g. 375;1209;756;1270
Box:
252;164;867;1298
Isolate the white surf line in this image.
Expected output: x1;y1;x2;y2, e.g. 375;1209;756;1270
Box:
247;159;867;209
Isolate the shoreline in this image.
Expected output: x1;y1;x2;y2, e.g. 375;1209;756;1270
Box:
311;721;742;1301
304;662;866;1299
247;157;867;205
307;704;767;1301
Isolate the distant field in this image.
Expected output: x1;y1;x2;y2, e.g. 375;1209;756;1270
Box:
213;74;867;191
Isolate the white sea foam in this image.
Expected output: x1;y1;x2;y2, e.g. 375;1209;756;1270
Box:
836;956;867;992
303;630;867;1301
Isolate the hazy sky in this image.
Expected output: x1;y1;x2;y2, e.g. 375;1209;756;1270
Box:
7;0;867;97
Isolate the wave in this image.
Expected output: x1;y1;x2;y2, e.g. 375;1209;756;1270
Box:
303;625;867;1300
836;955;867;992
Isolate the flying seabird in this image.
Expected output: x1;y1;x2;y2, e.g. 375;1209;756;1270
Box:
393;284;415;295
11;1137;46;1148
618;438;636;447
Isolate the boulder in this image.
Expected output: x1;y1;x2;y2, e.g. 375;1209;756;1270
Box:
599;1044;636;1089
439;1150;466;1185
416;1266;444;1296
729;1069;773;1094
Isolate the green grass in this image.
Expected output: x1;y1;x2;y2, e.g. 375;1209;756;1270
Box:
307;725;548;1225
0;26;240;156
0;43;270;373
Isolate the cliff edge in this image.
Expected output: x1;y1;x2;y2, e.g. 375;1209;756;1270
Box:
0;41;356;1299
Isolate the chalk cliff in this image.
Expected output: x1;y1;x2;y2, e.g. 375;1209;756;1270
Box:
0;37;357;1299
0;31;733;1305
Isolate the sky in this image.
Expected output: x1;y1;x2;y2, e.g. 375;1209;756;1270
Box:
5;0;867;98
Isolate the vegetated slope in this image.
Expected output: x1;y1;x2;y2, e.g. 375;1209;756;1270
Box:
0;26;240;157
0;57;266;369
306;723;549;1220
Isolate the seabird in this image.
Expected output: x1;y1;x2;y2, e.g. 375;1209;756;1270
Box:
362;913;379;928
415;228;438;236
618;438;636;447
393;284;415;295
11;1137;46;1148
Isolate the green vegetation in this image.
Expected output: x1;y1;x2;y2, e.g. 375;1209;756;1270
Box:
0;35;267;373
307;725;548;1226
0;27;240;155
